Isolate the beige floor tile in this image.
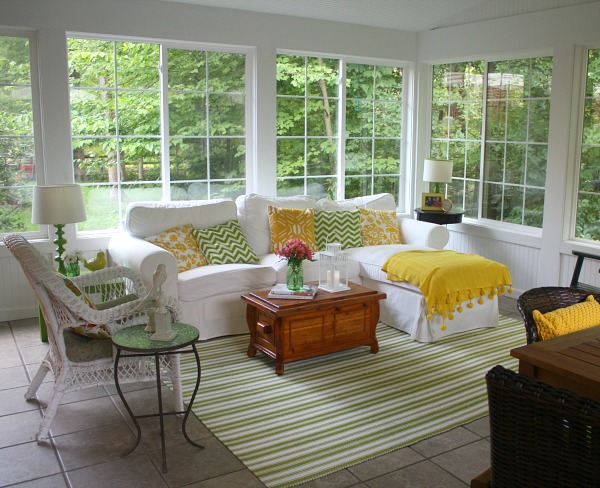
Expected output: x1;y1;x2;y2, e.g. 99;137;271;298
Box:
366;459;466;487
411;426;480;458
0;441;62;486
147;437;245;486
431;438;491;484
186;468;266;487
66;454;168;488
348;447;424;481
0;409;42;447
54;422;139;471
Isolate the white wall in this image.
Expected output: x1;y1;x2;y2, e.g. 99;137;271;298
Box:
0;0;599;321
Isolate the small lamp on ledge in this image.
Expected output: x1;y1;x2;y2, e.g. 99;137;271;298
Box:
32;184;87;275
423;159;453;194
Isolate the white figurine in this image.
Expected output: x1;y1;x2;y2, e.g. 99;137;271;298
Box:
134;264;176;340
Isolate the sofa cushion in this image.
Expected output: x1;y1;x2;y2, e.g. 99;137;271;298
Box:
314;210;362;250
268;206;318;252
146;224;208;272
236;193;317;256
192;220;258;265
177;263;276;301
359;208;402;245
316;193;397;212
125;199;237;238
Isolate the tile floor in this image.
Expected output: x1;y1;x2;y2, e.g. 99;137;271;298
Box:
0;296;523;488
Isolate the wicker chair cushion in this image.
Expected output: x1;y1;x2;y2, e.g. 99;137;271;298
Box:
533;295;600;340
63;276;110;339
63;329;113;362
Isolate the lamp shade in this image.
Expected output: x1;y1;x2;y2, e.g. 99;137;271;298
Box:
32;185;87;225
423;159;453;183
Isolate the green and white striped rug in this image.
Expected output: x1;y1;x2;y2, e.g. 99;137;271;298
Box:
179;316;524;487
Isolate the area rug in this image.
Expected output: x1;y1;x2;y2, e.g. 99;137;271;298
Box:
178;316;524;487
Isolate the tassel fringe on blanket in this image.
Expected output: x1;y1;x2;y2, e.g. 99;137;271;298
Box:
382;250;513;330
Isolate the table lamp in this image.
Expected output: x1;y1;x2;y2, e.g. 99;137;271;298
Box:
423;159;453;194
31;184;87;275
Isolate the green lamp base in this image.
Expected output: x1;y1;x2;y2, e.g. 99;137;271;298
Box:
54;223;67;275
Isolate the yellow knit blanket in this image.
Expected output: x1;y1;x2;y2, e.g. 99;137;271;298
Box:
382;250;512;329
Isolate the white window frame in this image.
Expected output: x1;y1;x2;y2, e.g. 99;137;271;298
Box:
276;50;409;212
67;33;255;234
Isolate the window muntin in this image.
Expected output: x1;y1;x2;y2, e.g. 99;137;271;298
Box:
576;48;600;242
0;34;37;234
276;55;339;198
345;63;403;201
431;61;484;219
430;56;551;228
276;54;403;202
68;38;247;232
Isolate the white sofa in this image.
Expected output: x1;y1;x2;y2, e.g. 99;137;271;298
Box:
108;193;499;342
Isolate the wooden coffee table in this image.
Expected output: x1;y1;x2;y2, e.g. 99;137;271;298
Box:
242;282;386;374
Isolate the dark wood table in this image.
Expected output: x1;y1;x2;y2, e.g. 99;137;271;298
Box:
415;208;464;225
242;282;386;374
510;324;600;403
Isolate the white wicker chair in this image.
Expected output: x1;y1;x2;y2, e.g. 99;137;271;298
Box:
3;233;185;442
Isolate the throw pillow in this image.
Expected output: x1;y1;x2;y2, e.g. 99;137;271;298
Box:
268;206;319;252
533;295;600;340
146;224;208;273
314;210;362;250
62;276;110;339
358;207;402;246
192;220;258;265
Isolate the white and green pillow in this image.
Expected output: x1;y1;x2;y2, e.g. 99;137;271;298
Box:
314;210;362;250
192;220;258;265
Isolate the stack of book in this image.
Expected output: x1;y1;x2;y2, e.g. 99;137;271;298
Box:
267;283;318;300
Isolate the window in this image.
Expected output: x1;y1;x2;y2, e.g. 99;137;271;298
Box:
576;48;600;242
0;34;38;234
430;56;552;228
276;54;403;203
68;38;247;232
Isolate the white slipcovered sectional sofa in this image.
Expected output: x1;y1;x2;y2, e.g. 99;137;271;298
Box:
108;192;499;342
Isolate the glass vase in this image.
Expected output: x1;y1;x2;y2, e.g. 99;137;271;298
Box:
286;260;304;291
66;262;80;277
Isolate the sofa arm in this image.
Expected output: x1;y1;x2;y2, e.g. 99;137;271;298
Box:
108;234;179;299
398;217;449;249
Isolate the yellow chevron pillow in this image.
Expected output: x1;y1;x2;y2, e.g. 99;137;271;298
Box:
359;207;402;246
146;223;208;273
533;295;600;340
268;206;318;252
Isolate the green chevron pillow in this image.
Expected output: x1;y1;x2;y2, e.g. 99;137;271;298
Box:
314;210;362;250
192;220;258;265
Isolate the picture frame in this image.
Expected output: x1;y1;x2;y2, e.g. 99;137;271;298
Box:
422;193;444;211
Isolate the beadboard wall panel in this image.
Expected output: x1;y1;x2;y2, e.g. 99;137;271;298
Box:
447;230;541;295
0;255;38;322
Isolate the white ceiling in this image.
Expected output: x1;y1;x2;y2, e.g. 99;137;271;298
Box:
161;0;600;32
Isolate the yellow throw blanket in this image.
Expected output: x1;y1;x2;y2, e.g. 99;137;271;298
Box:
382;250;512;330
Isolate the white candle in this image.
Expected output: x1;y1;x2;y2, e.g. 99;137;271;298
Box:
333;270;340;288
326;270;333;287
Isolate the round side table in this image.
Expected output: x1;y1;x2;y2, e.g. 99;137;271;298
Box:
111;323;203;473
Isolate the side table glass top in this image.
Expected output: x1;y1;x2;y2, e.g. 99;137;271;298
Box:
112;323;199;352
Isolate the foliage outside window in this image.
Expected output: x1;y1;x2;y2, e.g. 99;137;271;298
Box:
0;35;37;234
431;56;552;228
431;61;484;219
68;38;246;231
276;54;403;203
576;48;600;242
